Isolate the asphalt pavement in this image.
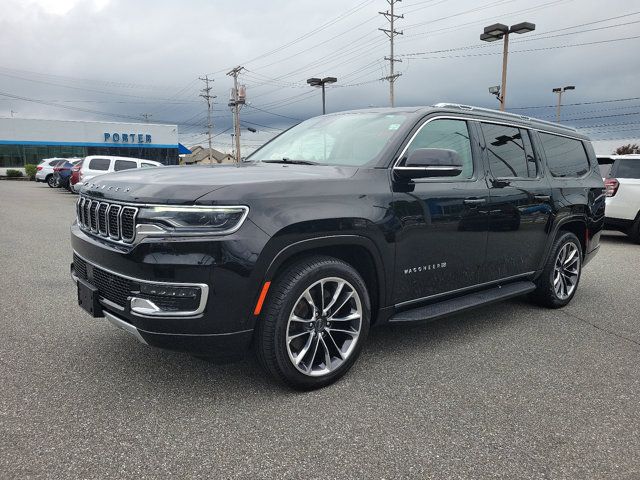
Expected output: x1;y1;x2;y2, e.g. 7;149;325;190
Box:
1;180;639;479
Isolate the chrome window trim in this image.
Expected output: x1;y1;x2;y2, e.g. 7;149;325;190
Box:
72;250;209;318
392;115;588;171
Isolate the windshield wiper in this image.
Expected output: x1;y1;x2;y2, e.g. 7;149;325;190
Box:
262;158;319;165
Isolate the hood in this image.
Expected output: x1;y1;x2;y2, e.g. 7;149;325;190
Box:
80;163;358;204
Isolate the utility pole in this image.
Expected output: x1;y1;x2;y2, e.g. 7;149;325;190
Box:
199;75;216;165
141;113;152;123
379;0;403;107
227;66;245;162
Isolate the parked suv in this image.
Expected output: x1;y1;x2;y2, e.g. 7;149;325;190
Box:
36;158;66;186
70;104;604;389
72;155;162;192
598;154;640;242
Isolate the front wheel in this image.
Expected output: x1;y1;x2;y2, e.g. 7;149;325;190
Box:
255;255;370;390
531;232;582;308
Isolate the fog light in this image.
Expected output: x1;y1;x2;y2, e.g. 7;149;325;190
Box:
139;283;199;298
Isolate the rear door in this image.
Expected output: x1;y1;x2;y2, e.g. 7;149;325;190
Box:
479;122;553;282
391;117;490;305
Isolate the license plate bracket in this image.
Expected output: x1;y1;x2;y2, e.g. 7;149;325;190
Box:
77;278;103;317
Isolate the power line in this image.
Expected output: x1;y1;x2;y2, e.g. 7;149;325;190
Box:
199;75;216;165
510;96;640;110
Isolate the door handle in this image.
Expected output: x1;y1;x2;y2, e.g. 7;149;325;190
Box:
534;194;551;202
463;197;487;205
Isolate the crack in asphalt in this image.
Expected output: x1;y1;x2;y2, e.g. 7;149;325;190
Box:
561;309;640;349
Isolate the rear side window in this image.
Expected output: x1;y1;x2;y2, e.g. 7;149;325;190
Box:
114;160;137;171
482;124;536;178
48;160;61;166
615;160;640;179
539;133;590;177
140;162;156;168
88;158;110;170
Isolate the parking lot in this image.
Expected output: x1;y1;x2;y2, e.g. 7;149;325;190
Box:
1;180;638;479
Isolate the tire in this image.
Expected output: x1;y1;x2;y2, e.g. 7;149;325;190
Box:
627;215;640;244
531;232;582;308
255;255;370;390
46;175;56;188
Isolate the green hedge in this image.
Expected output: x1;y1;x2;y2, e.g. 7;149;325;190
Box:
5;169;23;178
24;164;37;179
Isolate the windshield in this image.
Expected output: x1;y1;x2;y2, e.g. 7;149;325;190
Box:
247;112;408;166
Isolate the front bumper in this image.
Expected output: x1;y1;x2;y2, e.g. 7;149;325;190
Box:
70;218;271;356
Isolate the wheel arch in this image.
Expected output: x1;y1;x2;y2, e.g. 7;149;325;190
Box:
262;235;387;324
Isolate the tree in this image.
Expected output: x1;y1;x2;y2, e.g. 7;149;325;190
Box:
614;143;640;155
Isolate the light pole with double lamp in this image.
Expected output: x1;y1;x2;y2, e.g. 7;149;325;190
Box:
553;85;575;122
307;77;337;115
480;21;536;111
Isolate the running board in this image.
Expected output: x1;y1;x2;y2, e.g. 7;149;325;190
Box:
389;280;536;323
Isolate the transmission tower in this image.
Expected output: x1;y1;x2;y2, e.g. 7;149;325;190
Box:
227;66;245;162
199;75;216;165
379;0;403;107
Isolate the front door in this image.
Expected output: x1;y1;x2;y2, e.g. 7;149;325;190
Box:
391;117;490;306
478;122;553;282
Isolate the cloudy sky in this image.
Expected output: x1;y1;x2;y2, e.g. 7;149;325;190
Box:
1;0;639;153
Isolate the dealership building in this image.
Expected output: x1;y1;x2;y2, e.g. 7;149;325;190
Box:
0;117;189;171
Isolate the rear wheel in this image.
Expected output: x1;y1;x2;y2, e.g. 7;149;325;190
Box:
46;175;56;188
531;232;582;308
627;215;640;244
255;255;370;390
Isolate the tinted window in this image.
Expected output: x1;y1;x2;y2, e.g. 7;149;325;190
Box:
88;158;110;170
482;124;532;178
540;133;590;177
48;160;62;166
404;119;474;178
597;157;615;177
615;160;640;179
114;160;137;171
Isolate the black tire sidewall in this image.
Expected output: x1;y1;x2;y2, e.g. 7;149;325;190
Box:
262;257;370;390
46;175;55;187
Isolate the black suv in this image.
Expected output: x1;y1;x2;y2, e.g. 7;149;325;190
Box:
71;104;605;389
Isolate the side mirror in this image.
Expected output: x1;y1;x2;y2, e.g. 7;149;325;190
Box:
394;148;463;179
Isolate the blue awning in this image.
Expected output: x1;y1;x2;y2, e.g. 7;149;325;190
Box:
178;143;191;154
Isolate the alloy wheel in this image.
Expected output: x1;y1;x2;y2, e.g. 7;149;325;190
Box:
285;277;362;377
553;242;580;300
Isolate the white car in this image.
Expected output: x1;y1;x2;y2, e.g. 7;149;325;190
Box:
36;158;67;186
598;154;640;243
73;155;162;192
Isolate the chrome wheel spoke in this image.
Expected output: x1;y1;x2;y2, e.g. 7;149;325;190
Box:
330;291;354;318
287;330;311;343
294;331;316;366
327;327;358;337
306;335;321;374
319;335;332;371
323;280;346;315
290;314;313;324
326;330;345;360
329;312;360;322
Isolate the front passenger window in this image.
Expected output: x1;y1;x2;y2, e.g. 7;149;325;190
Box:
404;119;474;179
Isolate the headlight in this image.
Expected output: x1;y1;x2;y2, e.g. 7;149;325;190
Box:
137;205;249;235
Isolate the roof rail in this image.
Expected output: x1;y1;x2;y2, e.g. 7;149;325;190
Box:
432;103;577;132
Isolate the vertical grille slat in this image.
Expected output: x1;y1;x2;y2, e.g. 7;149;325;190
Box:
108;204;122;240
77;195;139;244
98;203;109;235
120;207;138;242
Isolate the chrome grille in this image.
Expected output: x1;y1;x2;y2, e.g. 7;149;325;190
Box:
77;196;138;244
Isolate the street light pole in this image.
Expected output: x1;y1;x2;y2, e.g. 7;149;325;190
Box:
553;85;575;122
481;21;535;111
307;76;337;115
